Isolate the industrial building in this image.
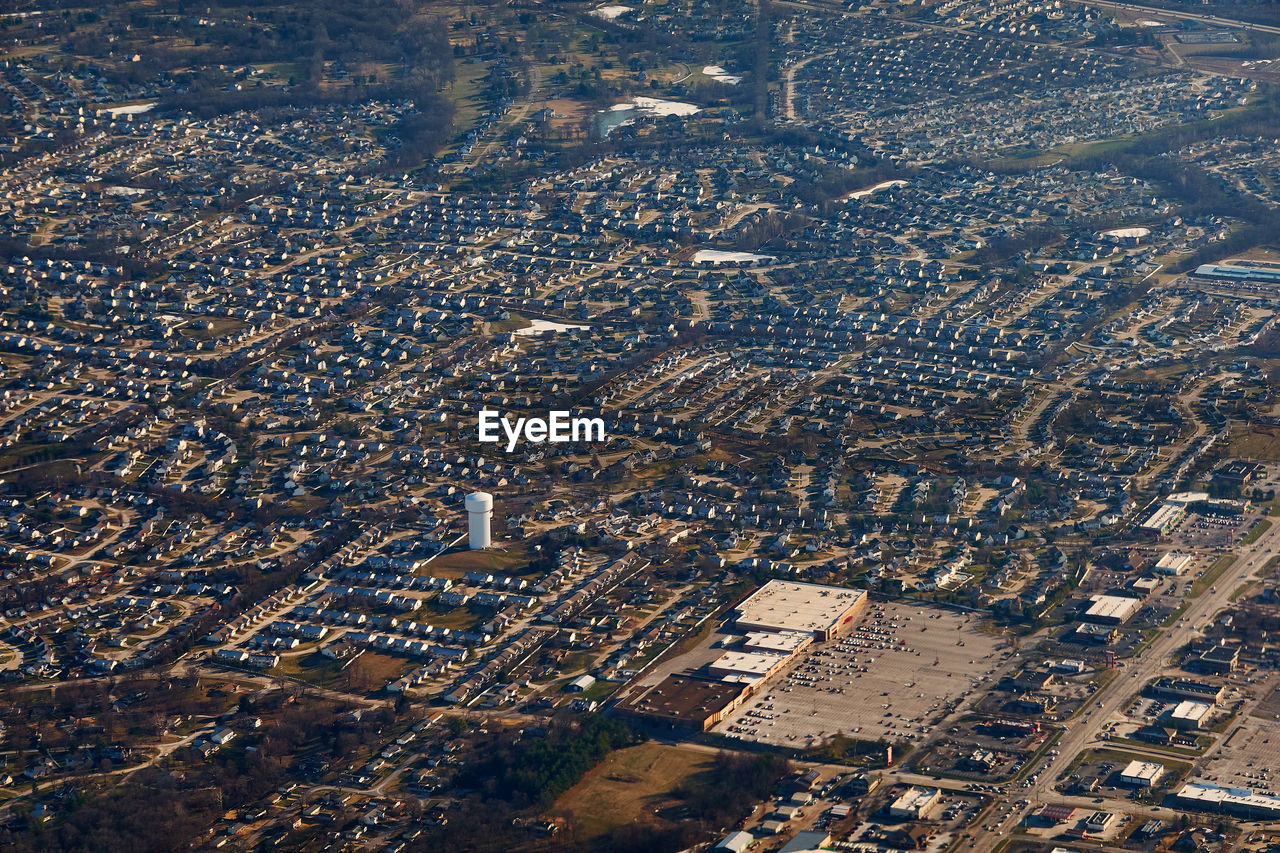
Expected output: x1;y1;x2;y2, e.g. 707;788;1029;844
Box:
1081;594;1142;625
733;581;867;640
779;831;833;853
713;830;754;853
1119;760;1164;788
888;786;941;819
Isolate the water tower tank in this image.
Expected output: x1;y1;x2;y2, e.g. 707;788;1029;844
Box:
465;491;493;550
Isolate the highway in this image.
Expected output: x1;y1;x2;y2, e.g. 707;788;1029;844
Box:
1065;0;1280;35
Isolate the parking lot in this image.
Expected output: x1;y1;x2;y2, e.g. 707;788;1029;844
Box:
1197;716;1280;792
712;601;1013;748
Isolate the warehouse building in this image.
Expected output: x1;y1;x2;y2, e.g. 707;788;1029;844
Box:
713;830;754;853
1193;263;1280;284
779;831;833;853
1119;760;1164;788
733;581;867;641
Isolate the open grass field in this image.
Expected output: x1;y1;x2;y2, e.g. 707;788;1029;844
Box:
548;742;714;841
1229;426;1280;461
426;544;533;578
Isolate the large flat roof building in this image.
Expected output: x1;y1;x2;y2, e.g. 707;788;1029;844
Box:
1119;760;1164;788
1193;263;1280;285
707;650;792;684
1139;502;1185;537
1177;781;1280;819
616;675;749;732
888;786;942;820
733;581;867;641
1168;699;1212;730
1155;552;1193;576
1082;594;1142;625
742;630;814;656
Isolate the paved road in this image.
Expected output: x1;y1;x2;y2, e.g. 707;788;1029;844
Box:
1066;0;1280;35
965;517;1280;848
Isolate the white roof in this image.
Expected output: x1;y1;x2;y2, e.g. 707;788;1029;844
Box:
743;630;812;654
1170;699;1212;720
1141;503;1185;531
890;786;940;812
1084;594;1141;621
1155;551;1194;574
1120;760;1163;781
1178;781;1280;815
735;581;865;635
708;650;790;679
715;831;754;853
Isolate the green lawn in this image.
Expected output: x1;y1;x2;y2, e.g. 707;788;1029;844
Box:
1242;517;1272;545
1191;553;1237;597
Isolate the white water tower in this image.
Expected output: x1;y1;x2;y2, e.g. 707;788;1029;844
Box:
465;491;493;550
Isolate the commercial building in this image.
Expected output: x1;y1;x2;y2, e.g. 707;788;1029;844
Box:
1083;811;1115;833
707;650;792;684
1154;552;1193;576
1176;782;1280;819
1195;643;1240;675
1073;622;1118;645
1082;594;1142;625
1119;760;1164;788
1168;699;1212;730
1149;677;1225;703
1036;804;1076;824
1214;460;1264;488
888;786;941;819
733;581;866;641
742;630;813;656
1139;502;1185;537
615;675;749;732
